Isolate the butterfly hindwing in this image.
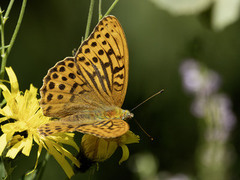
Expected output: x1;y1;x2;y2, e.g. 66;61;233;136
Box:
39;119;129;138
75;119;129;138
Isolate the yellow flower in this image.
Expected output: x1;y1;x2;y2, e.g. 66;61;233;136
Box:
0;67;79;178
78;130;140;171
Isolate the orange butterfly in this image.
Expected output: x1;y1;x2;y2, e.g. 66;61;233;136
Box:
39;16;133;138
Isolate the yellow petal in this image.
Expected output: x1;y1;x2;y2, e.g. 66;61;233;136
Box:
6;139;25;159
120;131;140;145
44;140;75;178
0;84;12;103
0;134;8;155
81;135;118;162
52;153;75;179
55;144;80;168
22;133;33;156
119;144;129;164
48;133;79;152
36;142;43;168
5;67;19;96
0;83;9;92
1;121;27;134
0;116;10;123
0;131;15;155
1;102;14;118
26;142;43;176
97;139;118;161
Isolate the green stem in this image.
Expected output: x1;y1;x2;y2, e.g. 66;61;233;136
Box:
84;0;95;40
1;155;13;180
35;152;50;180
104;0;119;17
0;9;3;33
0;7;6;79
0;45;10;50
98;0;102;20
0;0;27;81
4;0;15;22
0;156;7;179
6;0;27;62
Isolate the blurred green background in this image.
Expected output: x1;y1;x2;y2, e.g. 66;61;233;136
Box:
2;0;240;179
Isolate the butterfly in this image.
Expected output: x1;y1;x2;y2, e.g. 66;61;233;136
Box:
39;15;133;138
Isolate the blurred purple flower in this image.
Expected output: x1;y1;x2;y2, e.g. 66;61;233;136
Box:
180;59;236;141
180;59;236;179
205;94;236;141
180;59;221;95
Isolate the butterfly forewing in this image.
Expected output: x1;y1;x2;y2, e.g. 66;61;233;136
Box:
39;15;130;138
75;16;129;107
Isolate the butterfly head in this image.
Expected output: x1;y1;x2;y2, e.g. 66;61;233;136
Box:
122;109;134;121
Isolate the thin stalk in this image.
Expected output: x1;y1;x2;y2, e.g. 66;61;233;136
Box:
5;0;27;60
0;7;6;78
98;0;102;20
104;0;119;17
0;156;7;179
84;0;95;40
0;0;27;80
0;45;9;50
4;0;15;22
35;152;50;180
1;154;12;180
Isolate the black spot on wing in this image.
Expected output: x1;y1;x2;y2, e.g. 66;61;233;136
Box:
113;65;124;74
49;82;55;89
79;57;85;61
113;81;124;91
59;67;65;72
59;84;65;90
52;73;58;79
57;95;63;100
47;93;53;101
115;74;124;79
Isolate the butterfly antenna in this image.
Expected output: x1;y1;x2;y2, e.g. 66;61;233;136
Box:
133;118;154;141
130;89;164;141
130;89;164;112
